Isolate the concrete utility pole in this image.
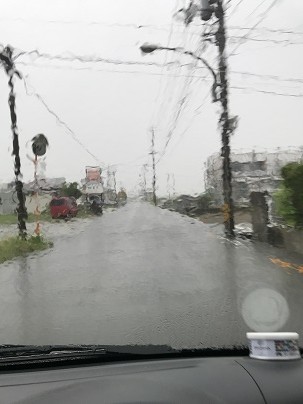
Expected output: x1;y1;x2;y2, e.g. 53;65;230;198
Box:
215;0;235;237
150;128;157;206
167;174;171;200
167;173;176;200
140;164;148;198
107;167;117;202
0;46;27;237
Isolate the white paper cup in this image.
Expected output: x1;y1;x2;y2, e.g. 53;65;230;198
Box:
247;332;301;360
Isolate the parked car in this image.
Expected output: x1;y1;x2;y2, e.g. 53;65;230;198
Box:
50;197;78;219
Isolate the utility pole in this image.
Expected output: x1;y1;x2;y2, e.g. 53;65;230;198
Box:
215;0;235;237
107;166;117;202
150;128;157;206
167;174;171;200
172;174;176;198
112;170;117;202
0;46;27;237
200;0;236;237
140;164;148;198
167;173;175;200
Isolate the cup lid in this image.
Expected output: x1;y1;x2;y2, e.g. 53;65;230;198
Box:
247;332;299;340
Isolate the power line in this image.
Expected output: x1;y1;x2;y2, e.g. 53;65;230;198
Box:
243;0;265;21
156;83;303;167
155;26;208;162
227;0;245;19
157;49;207;162
229;0;279;56
152;23;191;134
18;62;303;98
22;75;104;166
0;16;175;29
3;16;303;36
14;49;179;68
230;70;303;84
17;58;303;86
230;85;303;97
228;35;303;46
17;60;210;79
158;91;211;165
149;1;179;127
151;18;197;160
228;26;303;36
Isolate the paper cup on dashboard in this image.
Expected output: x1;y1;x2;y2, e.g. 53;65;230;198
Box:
247;332;301;360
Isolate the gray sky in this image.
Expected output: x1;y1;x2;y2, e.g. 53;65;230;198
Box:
0;0;302;195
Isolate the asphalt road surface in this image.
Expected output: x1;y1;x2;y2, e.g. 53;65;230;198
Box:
0;201;303;349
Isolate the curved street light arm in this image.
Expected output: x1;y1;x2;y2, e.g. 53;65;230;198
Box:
157;46;218;102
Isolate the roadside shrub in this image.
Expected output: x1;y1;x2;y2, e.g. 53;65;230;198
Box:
275;162;303;228
0;236;53;264
60;182;82;199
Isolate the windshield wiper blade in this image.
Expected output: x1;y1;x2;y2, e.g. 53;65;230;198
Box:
0;345;261;370
0;344;176;365
0;345;252;359
0;345;105;357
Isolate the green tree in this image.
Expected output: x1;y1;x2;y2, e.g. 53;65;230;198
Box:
60;182;82;199
275;162;303;227
274;185;296;226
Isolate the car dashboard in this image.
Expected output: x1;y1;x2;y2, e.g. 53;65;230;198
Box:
0;355;302;403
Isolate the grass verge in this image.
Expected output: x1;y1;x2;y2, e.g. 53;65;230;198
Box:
0;209;91;225
0;212;53;225
0;236;53;265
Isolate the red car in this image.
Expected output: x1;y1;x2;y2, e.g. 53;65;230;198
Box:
50;197;78;219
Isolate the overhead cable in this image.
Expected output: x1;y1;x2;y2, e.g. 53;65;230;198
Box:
22;76;104;166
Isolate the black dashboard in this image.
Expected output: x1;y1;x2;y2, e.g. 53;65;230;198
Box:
0;356;302;403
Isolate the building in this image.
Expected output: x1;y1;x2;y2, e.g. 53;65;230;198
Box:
205;148;303;207
0;178;65;215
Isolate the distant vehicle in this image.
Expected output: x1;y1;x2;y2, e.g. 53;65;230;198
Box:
49;197;78;219
83;166;104;207
87;195;103;215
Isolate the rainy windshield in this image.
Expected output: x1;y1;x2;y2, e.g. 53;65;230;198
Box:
0;0;302;352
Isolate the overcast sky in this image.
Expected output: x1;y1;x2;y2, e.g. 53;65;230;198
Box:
0;0;302;195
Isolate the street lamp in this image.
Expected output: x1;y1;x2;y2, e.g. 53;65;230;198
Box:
140;2;236;238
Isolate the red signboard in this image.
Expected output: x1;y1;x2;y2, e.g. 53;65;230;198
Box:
85;166;101;181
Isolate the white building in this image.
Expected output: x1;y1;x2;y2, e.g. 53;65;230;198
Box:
206;148;303;207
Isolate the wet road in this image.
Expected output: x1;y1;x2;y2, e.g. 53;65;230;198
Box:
0;201;303;349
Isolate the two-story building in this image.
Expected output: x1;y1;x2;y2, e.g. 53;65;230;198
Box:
205;148;303;207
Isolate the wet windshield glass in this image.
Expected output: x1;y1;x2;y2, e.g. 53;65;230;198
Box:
0;0;302;351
